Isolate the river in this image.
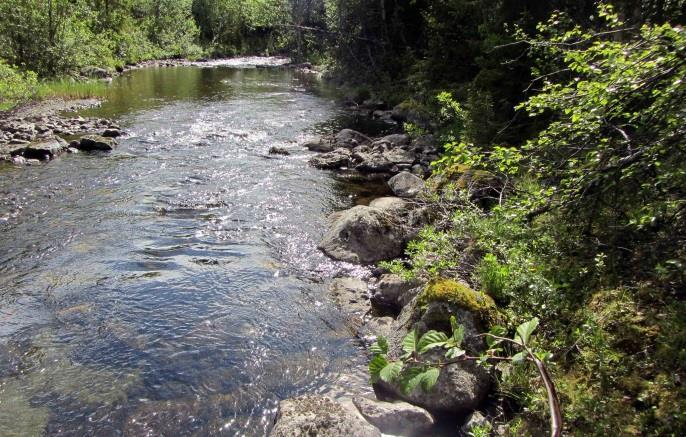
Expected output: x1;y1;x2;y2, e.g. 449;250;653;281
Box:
0;59;394;435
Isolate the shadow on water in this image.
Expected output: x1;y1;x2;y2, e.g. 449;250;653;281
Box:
0;59;395;435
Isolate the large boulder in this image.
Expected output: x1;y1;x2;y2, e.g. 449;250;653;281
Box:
319;198;412;265
352;397;434;436
309;148;351;169
388;172;426;198
270;395;381;437
354;153;393;173
372;134;410;149
334;129;371;149
378;288;493;414
318;205;407;264
78;135;117;151
21;137;68;160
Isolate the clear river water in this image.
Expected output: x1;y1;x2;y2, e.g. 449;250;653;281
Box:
0;59;395;435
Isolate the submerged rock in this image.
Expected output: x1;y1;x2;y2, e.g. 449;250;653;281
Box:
271;395;381;437
352;397;434;436
268;146;291;155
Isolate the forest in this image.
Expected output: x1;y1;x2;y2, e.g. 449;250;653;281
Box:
1;0;685;435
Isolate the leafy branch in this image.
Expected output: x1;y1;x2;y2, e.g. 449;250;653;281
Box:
369;316;562;437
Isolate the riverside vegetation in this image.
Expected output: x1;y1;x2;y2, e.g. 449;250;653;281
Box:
1;0;685;435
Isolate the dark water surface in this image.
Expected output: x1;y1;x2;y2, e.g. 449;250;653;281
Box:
0;60;392;435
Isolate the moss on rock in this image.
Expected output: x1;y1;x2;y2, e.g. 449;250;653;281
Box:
419;279;497;325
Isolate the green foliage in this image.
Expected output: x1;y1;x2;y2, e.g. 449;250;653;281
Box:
0;61;37;110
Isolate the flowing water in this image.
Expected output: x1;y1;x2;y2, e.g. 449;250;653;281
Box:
0;59;394;436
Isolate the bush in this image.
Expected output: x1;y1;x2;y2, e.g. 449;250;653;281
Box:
0;61;37;110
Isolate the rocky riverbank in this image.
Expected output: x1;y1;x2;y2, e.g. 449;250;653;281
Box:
270;128;497;436
0;98;123;165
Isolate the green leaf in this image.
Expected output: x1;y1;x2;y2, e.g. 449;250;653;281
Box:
402;329;419;355
486;325;507;348
421;367;440;391
379;361;403;383
399;367;425;393
451;316;465;347
418;330;449;353
515;318;540;345
511;351;527;365
370;337;389;355
368;355;388;382
445;347;466;360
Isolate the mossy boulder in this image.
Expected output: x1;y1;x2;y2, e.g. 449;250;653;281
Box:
419;279;497;326
426;164;503;204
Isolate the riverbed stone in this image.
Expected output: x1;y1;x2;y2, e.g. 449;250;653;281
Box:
304;138;334;153
102;128;122;138
309;148;351;169
371;274;420;312
268;146;291;155
318;205;408;264
78;135;117;151
334;129;371;149
23;137;68;160
354;153;394;173
329;277;370;320
352;397;434;436
271;395;381;437
388;172;426;198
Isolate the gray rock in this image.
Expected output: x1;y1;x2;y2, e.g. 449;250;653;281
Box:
368;196;408;212
318;205;408;264
329;277;370;318
271;395;381;437
380;297;491;414
353;397;434;436
334;129;371;149
82;66;110;78
23;138;68;160
268;146;291;156
461;411;490;434
374;134;410;149
304;138;334;153
78;135;117;151
354;153;394;173
309;148;351;169
371;274;420;311
102;128;122;138
383;148;416;165
388;172;426;198
365;316;394;338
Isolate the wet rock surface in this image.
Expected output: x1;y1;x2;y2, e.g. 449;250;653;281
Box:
271;395;381;437
353;396;435;436
318;203;410;264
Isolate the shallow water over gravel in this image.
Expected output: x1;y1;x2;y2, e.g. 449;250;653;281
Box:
0;59;393;435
